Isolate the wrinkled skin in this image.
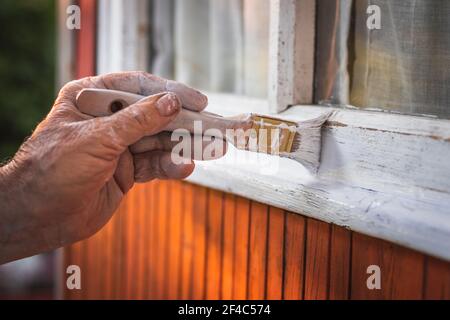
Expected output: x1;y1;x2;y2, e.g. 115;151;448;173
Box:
0;71;226;264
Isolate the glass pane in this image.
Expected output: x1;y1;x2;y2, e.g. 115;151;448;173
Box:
150;0;270;99
315;0;450;118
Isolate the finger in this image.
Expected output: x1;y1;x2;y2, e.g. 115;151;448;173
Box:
134;151;195;182
113;149;135;194
58;71;208;111
100;72;208;111
98;92;181;149
130;132;228;160
165;79;208;111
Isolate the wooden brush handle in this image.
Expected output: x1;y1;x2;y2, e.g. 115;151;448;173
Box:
76;88;245;134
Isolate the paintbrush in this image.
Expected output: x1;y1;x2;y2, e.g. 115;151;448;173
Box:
76;88;330;171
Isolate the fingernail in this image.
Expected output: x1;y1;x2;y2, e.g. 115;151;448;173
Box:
155;93;181;116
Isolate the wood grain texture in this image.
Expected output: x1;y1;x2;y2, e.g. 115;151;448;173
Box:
266;207;285;299
144;182;156;299
191;185;208;299
232;197;251;299
167;181;183;299
125;187;137;298
269;0;315;112
180;182;195;299
248;202;269;299
304;219;330;300
351;233;425;300
424;257;450;299
329;225;352;299
283;213;306;300
154;181;169;299
147;182;159;299
221;193;236;299
206;190;223;299
64;182;450;300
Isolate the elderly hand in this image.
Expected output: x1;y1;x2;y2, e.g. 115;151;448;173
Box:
0;71;225;264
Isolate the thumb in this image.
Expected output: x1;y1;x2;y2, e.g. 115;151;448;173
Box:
100;92;181;148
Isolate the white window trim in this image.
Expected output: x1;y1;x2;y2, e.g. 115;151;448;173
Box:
96;0;450;262
269;0;315;112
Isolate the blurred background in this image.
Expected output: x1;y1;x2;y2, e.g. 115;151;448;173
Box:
0;0;56;299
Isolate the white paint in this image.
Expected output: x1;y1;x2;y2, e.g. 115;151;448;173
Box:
269;0;315;112
97;0;148;74
97;0;123;74
187;93;450;262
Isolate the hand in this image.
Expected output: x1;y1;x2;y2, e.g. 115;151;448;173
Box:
0;71;225;264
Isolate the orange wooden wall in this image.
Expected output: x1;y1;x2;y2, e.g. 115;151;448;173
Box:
63;181;450;300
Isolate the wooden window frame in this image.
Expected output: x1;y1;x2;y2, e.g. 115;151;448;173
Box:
95;0;450;262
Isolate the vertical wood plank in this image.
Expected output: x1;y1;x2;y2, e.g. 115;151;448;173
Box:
154;181;169;299
248;201;269;299
133;187;142;298
103;211;114;299
351;233;424;300
125;189;137;298
137;184;149;299
424;257;450;299
269;0;315;112
139;184;150;299
266;207;285;300
232;197;250;299
206;190;224;299
329;225;352;300
191;185;208;299
148;181;159;299
180;182;195;299
167;181;183;299
283;212;306;300
117;198;128;299
304;219;330;300
221;193;236;299
108;203;122;299
81;236;91;299
96;221;109;299
133;185;142;299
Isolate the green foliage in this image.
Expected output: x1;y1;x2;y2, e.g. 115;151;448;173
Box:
0;0;55;161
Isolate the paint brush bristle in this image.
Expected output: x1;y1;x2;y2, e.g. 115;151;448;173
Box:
245;112;332;173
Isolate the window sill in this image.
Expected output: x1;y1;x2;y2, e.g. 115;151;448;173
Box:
187;93;450;261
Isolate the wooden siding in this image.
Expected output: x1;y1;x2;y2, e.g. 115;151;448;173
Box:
63;181;450;300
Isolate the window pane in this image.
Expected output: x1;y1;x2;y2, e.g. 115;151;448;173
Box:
315;0;450;118
150;0;269;98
